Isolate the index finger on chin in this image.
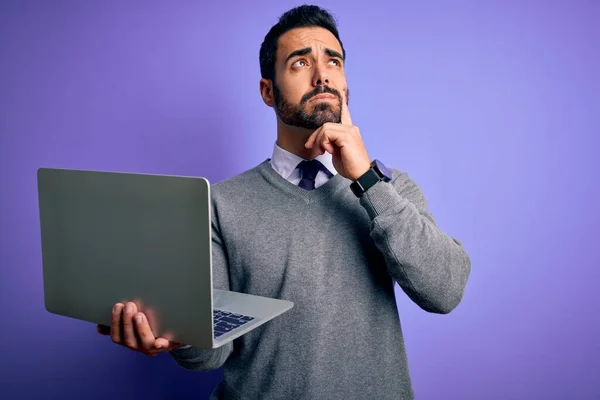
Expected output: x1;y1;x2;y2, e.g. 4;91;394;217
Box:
341;89;352;125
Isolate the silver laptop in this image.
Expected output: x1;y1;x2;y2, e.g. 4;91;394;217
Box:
37;167;294;350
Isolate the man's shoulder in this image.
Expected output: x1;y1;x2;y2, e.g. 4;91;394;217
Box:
210;160;269;198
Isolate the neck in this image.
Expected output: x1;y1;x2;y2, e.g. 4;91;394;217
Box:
275;118;320;160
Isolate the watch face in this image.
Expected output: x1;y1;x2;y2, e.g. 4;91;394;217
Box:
373;159;392;180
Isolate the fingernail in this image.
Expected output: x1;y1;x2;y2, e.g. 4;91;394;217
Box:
125;303;133;313
113;304;121;313
134;315;142;323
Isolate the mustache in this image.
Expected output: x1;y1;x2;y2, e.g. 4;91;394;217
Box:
301;86;341;104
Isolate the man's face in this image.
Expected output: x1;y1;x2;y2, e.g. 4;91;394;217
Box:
272;27;348;130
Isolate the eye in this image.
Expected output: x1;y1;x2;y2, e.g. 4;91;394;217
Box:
329;59;342;67
292;59;308;68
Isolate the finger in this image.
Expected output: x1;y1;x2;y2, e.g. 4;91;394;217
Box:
307;128;327;158
304;127;322;149
110;303;124;344
322;138;336;155
156;330;184;350
144;346;170;357
341;88;352;126
315;128;335;155
97;324;111;336
154;337;185;352
122;302;139;349
133;313;156;351
312;128;325;154
318;126;344;154
154;337;171;350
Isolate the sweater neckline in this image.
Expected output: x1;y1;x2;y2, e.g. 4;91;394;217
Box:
256;159;349;203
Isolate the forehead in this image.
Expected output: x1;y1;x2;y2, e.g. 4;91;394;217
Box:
277;27;342;59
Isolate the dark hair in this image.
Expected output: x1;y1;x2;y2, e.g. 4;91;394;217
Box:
259;5;346;81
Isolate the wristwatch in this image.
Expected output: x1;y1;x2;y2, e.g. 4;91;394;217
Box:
350;159;392;197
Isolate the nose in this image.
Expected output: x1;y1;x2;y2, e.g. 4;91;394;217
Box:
312;64;329;87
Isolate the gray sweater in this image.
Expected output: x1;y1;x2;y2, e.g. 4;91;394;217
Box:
169;159;471;399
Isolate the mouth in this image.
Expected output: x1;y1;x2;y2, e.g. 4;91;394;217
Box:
309;94;337;102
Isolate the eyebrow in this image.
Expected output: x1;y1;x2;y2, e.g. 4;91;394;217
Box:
285;47;344;64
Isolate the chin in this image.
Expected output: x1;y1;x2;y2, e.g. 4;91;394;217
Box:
309;105;337;118
315;112;341;125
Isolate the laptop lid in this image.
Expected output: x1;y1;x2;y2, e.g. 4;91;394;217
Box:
37;168;216;349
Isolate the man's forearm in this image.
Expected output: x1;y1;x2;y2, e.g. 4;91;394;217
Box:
360;175;471;314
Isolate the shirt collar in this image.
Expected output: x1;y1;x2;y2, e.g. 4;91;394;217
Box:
270;141;338;180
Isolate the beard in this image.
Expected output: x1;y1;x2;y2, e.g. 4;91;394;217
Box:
273;84;348;130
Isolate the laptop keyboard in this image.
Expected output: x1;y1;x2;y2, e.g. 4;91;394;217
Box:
213;309;255;338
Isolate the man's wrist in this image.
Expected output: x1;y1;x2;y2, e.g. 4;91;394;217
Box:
350;159;392;197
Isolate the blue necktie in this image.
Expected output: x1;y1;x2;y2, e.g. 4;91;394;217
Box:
297;159;324;191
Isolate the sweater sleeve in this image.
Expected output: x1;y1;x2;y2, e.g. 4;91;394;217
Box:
358;170;471;314
168;195;234;370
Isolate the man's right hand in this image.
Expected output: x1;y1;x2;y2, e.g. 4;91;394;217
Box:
97;301;185;356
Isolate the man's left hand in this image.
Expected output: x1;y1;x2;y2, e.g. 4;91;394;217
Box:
304;90;371;181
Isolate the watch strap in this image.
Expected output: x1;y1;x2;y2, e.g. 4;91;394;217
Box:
350;159;392;197
350;168;379;197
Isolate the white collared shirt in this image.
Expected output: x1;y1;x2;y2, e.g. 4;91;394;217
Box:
269;142;338;189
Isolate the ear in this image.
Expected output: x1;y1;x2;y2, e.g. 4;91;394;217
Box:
259;78;275;107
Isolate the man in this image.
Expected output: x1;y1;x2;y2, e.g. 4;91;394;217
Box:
98;5;471;399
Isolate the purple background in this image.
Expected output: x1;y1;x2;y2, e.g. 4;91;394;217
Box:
1;1;598;399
